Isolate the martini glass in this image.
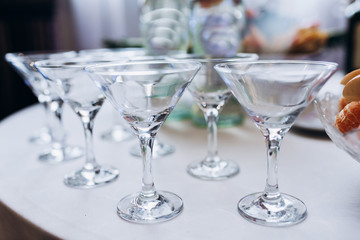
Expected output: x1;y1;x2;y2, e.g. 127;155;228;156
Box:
170;53;258;180
215;60;337;226
86;60;201;223
126;55;180;159
5;51;83;163
79;48;147;142
35;57;119;188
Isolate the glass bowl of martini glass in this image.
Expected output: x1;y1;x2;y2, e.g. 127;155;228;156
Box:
86;59;201;223
80;49;177;159
215;60;337;226
170;53;258;180
5;51;83;163
35;57;120;188
125;55;184;159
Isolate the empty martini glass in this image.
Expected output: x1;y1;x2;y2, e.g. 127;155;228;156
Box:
170;53;258;180
215;60;337;226
5;51;83;163
86;60;201;223
35;57;120;188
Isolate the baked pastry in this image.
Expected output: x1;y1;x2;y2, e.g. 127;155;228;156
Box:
335;70;360;133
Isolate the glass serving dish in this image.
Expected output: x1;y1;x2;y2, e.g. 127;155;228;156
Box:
314;91;360;163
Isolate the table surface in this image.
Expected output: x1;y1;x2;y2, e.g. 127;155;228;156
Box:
0;95;360;240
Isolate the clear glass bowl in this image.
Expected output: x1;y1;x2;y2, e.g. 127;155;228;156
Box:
314;91;360;162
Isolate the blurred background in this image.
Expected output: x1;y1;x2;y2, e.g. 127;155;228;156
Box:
0;0;355;120
0;0;141;120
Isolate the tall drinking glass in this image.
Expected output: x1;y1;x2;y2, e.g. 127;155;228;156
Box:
35;57;120;188
5;51;83;163
215;60;337;226
86;60;201;223
170;53;258;180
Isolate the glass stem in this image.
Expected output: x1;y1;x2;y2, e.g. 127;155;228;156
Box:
42;100;52;134
263;128;287;201
138;133;157;200
48;99;65;148
80;112;99;172
204;108;220;162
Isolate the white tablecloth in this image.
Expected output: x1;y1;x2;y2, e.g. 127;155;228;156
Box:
0;101;359;240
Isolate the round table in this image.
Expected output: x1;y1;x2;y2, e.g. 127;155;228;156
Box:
0;100;359;240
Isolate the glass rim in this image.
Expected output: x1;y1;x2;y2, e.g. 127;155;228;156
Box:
79;47;145;54
34;57;126;70
214;60;338;73
5;50;76;62
84;60;202;76
168;53;259;63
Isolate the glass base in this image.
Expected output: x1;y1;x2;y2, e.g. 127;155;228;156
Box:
117;191;183;224
101;125;134;142
38;146;83;164
64;166;119;189
238;192;307;227
187;158;239;180
29;128;52;145
129;141;175;159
